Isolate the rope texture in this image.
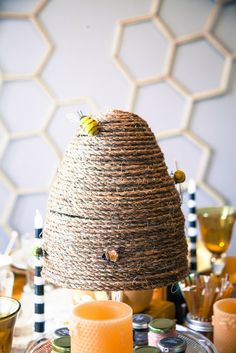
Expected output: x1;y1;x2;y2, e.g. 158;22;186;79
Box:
42;110;188;290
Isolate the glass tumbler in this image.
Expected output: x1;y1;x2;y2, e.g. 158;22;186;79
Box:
0;297;21;353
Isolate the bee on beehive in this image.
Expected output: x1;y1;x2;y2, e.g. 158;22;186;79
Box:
79;111;100;136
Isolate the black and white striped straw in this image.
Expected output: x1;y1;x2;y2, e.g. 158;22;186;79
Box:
34;209;45;335
187;179;197;273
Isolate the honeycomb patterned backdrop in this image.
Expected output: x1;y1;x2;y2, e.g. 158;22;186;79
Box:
0;0;236;255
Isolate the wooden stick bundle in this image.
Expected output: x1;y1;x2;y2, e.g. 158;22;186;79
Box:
179;273;233;320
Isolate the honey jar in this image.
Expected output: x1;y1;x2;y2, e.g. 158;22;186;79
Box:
148;319;176;347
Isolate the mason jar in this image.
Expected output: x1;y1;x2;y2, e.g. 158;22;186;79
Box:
185;313;213;342
133;314;153;346
158;336;187;353
148;319;176;347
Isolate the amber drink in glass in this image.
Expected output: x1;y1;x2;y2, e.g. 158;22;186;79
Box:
197;206;236;275
0;297;21;353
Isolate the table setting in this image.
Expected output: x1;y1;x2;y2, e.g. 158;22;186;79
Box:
0;110;236;353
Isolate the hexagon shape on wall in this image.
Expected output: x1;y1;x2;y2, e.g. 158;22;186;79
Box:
0;18;48;74
191;63;236;206
0;0;40;14
119;20;169;80
0;80;53;133
181;186;217;220
9;193;48;235
0;124;9;159
0;66;3;89
159;0;213;37
172;39;225;95
0;226;10;252
158;135;203;180
1;137;57;189
0;182;11;216
213;3;236;53
135;81;185;132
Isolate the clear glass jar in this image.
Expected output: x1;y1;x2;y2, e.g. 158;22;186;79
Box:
133;314;152;346
185;313;213;342
148;319;176;347
53;327;70;339
158;336;187;353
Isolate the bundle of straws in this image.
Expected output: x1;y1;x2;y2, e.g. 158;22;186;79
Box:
179;273;233;321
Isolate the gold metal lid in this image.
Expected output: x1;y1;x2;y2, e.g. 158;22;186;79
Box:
149;319;176;333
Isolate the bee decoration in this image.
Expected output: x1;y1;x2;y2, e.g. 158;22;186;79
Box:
173;170;186;184
102;246;123;263
78;110;100;136
33;246;47;258
171;161;186;203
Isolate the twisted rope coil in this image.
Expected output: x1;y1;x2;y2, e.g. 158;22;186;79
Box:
42;110;188;290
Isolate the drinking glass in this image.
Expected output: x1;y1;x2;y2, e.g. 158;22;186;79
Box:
0;297;21;353
197;206;236;275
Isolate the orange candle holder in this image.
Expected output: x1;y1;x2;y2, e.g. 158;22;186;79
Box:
70;300;133;353
213;298;236;353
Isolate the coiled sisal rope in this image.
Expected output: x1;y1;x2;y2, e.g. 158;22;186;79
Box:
42;110;188;290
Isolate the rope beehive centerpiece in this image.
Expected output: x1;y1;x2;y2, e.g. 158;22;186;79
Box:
42;110;188;290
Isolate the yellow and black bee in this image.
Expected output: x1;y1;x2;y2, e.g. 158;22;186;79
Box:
33;246;44;257
79;111;100;136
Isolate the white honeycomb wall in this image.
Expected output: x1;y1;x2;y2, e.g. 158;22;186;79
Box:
0;0;236;255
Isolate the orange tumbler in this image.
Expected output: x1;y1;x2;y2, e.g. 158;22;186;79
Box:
213;298;236;353
70;300;133;353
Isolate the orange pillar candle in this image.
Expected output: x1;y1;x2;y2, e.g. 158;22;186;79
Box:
213;298;236;353
70;300;133;353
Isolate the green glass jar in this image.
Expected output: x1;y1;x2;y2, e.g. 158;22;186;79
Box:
134;346;161;353
51;336;71;353
148;319;176;347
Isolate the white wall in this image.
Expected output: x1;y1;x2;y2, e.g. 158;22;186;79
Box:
0;0;236;256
